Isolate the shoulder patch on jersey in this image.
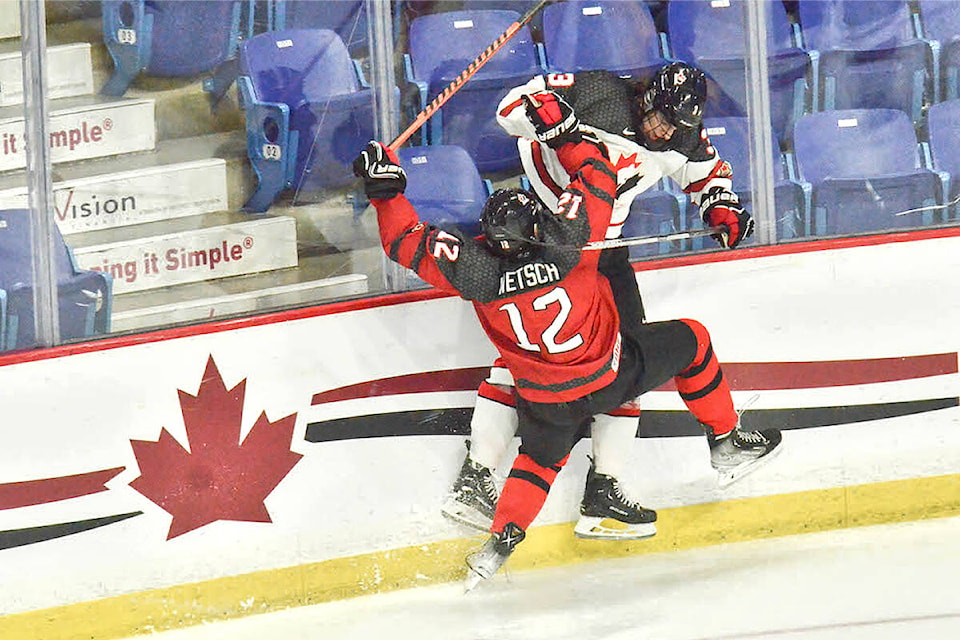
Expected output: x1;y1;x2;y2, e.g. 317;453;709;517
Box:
716;160;733;179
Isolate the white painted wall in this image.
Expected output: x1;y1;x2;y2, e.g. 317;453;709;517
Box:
0;235;958;615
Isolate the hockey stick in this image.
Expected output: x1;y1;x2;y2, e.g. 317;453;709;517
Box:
387;0;553;151
582;227;725;251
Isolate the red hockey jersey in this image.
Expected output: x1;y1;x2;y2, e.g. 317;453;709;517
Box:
373;141;621;403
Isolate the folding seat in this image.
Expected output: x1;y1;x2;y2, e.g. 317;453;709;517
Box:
797;0;933;126
926;99;960;218
389;145;493;288
793;109;944;236
0;209;113;351
397;145;492;238
238;29;379;212
274;0;373;54
916;0;960;100
700;116;811;239
540;0;668;79
404;9;544;172
623;187;689;259
101;0;243;96
667;0;813;145
461;1;547;41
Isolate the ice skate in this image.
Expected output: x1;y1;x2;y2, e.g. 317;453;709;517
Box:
441;455;499;532
707;423;782;487
574;460;657;540
464;522;525;592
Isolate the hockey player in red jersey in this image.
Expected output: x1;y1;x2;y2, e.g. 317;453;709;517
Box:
354;90;780;588
444;62;766;541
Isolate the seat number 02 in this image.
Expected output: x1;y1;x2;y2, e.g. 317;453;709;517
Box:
499;287;583;354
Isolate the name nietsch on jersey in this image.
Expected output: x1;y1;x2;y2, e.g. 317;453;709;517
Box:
498;262;561;296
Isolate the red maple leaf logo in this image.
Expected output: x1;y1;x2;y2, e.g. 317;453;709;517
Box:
130;356;303;539
614;152;642;172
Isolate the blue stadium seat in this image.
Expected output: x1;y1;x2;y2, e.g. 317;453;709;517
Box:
404;9;544;172
398;145;492;237
916;0;960;100
793;109;944;236
926;99;960;218
667;0;813;145
238;28;379;212
702;116;811;239
623;186;688;259
541;0;667;78
797;0;933;125
0;209;112;351
274;0;371;54
461;1;547;41
101;0;243;96
389;145;493;288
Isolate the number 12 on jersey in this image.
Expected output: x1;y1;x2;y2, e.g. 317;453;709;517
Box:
499;286;584;354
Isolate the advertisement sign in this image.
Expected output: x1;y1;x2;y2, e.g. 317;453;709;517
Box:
0;98;156;172
0;159;229;233
73;216;299;293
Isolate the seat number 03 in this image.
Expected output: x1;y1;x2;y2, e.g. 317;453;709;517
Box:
499;287;584;354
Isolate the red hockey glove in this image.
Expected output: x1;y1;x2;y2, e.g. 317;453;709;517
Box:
700;187;754;248
522;91;581;148
352;141;407;200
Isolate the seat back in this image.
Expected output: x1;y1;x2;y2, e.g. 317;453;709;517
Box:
793;109;940;235
541;0;663;76
277;0;369;53
407;10;542;172
793;109;919;185
147;0;241;76
668;0;796;61
798;0;916;51
917;0;960;99
927;99;960;208
624;188;687;258
0;209;112;349
399;145;489;237
667;1;810;143
241;29;374;193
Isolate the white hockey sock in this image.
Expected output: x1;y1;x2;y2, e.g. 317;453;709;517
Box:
468;394;518;471
591;413;640;479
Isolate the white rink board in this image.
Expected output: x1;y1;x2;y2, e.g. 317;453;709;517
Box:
0;234;957;615
0;43;94;106
0;159;229;233
0;98;156;172
72;216;299;293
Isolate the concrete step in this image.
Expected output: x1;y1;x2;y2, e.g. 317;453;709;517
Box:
0;95;156;172
0;41;94;106
0;9;18;40
70;212;299;295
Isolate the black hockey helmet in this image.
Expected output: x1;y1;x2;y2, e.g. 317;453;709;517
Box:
480;188;543;259
641;62;707;128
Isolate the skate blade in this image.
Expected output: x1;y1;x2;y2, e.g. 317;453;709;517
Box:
463;569;485;593
574;516;657;541
441;501;493;532
716;444;783;488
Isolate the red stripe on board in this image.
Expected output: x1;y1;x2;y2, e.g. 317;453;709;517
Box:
0;467;125;510
312;367;491;405
657;353;958;392
313;353;957;404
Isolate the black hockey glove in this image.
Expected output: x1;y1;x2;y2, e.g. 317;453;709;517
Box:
700;187;754;249
523;91;581;148
352;141;407;200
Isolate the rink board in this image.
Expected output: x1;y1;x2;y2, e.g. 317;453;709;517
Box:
0;230;958;639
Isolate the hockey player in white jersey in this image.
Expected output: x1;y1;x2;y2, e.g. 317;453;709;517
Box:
442;62;775;541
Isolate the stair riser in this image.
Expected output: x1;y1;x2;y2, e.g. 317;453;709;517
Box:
73;216;299;294
0;98;155;172
0;158;228;233
0;43;94;106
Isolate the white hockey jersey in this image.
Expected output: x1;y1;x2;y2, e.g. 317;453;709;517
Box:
497;72;736;240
